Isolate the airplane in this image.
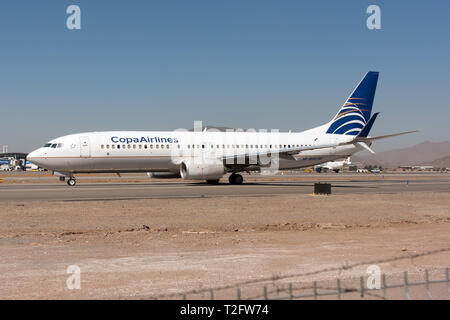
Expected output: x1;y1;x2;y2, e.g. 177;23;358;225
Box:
314;157;351;173
27;71;417;186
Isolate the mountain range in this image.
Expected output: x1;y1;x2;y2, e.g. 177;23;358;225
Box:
351;141;450;168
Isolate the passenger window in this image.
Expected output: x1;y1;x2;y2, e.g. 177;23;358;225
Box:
222;144;225;148
150;145;153;149
187;145;191;149
133;145;136;149
128;145;131;149
201;145;205;149
101;145;104;149
156;144;159;149
139;145;142;149
112;145;115;149
117;145;121;149
106;145;110;149
144;145;147;149
167;144;170;149
161;145;164;149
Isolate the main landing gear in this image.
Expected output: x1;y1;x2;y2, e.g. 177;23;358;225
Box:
228;173;243;185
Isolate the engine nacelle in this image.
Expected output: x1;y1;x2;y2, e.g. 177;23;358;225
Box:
180;159;226;180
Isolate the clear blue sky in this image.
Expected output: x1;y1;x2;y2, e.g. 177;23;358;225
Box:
1;1;449;152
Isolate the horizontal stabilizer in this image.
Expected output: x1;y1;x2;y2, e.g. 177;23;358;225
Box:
357;141;376;154
358;130;419;142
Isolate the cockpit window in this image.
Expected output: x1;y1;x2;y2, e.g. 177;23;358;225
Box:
51;144;57;148
44;143;51;147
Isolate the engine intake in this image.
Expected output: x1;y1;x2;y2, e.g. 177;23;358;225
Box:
180;159;225;180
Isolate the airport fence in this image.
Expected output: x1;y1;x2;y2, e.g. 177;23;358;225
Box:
148;247;450;300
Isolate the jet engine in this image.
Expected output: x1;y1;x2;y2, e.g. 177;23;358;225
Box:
180;159;226;180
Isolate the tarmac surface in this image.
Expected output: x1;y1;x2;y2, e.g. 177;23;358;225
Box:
1;174;449;201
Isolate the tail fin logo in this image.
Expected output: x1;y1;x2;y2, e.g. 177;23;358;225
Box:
326;71;379;136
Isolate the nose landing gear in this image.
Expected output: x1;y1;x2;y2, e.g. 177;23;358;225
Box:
67;178;76;186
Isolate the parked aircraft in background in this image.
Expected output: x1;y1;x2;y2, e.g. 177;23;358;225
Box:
314;157;351;173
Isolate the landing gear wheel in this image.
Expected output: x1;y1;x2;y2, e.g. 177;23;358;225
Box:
206;179;220;185
67;178;76;186
228;174;243;185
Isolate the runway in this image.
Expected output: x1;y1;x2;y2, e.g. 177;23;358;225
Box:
1;177;449;201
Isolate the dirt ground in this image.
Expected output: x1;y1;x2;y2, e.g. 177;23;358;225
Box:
0;189;449;299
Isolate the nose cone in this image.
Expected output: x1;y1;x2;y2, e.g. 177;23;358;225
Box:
27;148;46;167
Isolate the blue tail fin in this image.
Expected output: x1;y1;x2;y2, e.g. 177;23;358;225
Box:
326;71;379;136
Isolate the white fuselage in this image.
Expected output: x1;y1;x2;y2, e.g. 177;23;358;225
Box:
27;129;363;175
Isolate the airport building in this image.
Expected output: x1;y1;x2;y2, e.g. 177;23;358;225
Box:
0;153;28;171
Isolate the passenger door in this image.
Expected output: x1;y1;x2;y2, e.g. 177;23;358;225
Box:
79;136;91;157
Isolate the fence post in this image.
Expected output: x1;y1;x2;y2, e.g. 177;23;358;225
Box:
337;279;341;300
446;268;450;295
263;286;268;300
210;289;214;300
360;276;364;298
313;281;317;300
237;287;241;300
289;283;293;300
404;272;411;300
425;269;433;300
382;274;387;300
